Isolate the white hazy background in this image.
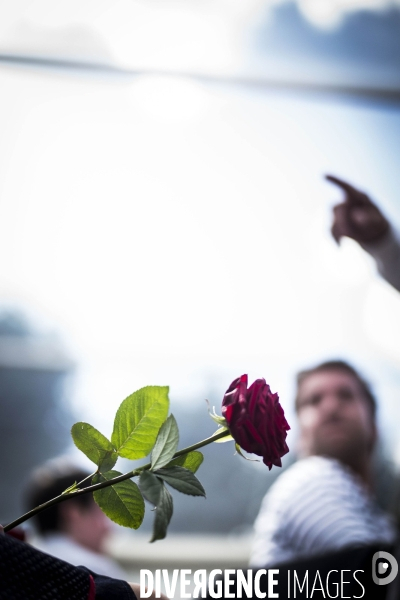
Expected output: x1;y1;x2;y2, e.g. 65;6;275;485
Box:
0;0;399;464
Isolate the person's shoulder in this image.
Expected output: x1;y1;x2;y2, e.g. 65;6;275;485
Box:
256;455;358;524
269;455;345;496
251;457;342;564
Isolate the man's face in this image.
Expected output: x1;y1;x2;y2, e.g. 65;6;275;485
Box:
296;369;376;463
62;500;112;553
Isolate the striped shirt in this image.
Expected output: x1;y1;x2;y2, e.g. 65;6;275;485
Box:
250;456;396;567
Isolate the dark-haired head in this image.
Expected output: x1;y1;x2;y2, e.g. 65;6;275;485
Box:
25;460;94;535
295;360;377;419
295;360;378;479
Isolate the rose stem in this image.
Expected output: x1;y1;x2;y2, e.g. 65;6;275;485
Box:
3;429;231;532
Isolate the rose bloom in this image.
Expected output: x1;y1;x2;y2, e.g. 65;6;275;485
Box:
222;374;290;469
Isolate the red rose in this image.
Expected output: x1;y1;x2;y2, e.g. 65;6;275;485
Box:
221;374;290;470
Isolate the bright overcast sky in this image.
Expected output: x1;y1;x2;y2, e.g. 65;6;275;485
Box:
1;0;400;69
0;1;399;461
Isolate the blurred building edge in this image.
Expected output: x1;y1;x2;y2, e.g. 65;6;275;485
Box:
0;309;75;525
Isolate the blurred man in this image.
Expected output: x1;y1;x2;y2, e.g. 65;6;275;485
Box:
250;360;396;567
327;174;400;292
26;459;127;579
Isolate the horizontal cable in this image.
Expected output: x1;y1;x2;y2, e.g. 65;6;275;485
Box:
0;52;399;104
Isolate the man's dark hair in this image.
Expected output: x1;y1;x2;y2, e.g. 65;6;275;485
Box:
25;460;94;535
295;359;377;418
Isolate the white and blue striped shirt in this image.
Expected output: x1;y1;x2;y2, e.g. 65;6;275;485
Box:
250;456;396;567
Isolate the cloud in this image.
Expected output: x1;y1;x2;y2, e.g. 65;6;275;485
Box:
277;0;400;28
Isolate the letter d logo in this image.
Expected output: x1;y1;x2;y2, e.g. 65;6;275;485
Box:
372;551;398;586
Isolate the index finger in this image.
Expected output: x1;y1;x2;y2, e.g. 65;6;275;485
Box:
325;174;365;202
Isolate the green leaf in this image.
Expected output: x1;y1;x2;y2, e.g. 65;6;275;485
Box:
151;483;173;543
213;427;234;443
111;386;169;460
71;422;117;470
139;470;163;505
92;470;145;529
151;414;179;471
164;451;204;473
155;466;206;497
